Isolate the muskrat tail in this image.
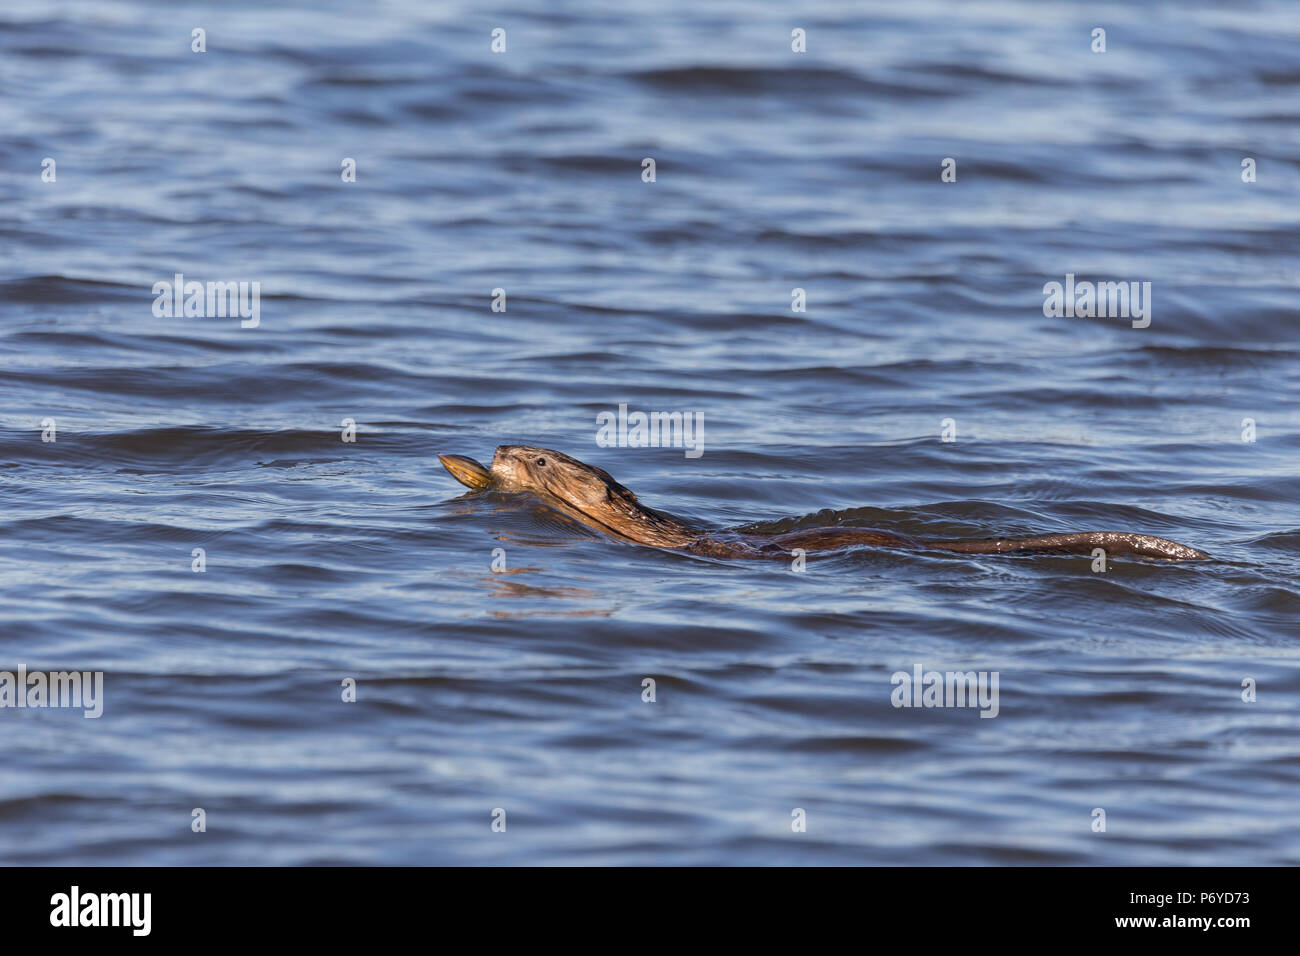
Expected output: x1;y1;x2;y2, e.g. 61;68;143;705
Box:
921;531;1211;561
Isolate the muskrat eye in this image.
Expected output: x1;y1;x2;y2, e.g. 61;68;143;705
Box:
535;457;547;467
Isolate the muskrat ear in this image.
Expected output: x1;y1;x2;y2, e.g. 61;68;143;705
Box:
586;464;635;500
602;480;638;504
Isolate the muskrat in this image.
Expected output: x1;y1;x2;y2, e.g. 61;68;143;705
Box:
439;445;1211;561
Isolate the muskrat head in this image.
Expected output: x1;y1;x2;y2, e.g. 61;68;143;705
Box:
479;445;694;547
490;445;631;511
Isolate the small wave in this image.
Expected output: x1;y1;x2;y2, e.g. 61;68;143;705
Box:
626;64;946;99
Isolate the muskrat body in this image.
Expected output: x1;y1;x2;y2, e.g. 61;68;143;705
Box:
439;446;1211;561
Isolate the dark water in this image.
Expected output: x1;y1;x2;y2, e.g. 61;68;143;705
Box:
2;0;1298;865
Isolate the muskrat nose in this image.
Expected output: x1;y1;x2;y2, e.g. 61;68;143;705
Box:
492;445;522;466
